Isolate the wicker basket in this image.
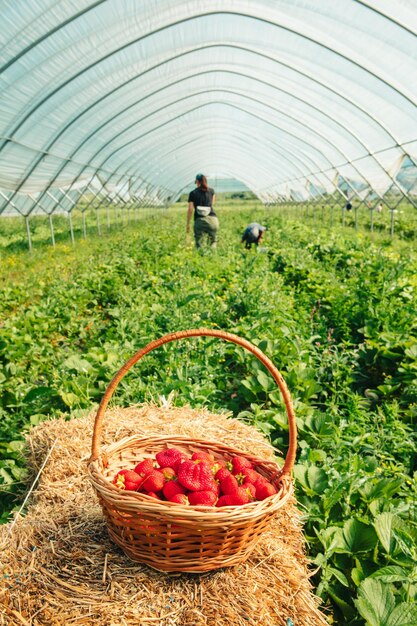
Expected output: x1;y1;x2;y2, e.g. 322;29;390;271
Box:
88;329;297;573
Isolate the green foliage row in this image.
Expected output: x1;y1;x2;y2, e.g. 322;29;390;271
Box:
0;203;416;624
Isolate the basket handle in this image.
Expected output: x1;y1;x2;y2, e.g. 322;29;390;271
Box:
90;329;297;475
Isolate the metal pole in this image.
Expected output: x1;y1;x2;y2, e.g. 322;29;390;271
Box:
370;208;374;232
390;209;395;237
68;212;75;245
354;206;358;230
25;216;32;252
82;211;87;238
49;214;55;246
96;208;101;235
106;204;110;229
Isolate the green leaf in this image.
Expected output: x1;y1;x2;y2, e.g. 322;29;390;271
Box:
360;478;403;503
327;584;356;619
256;370;273;391
341;519;378;554
59;391;80;407
370;566;408;584
386;603;417;626
374;513;396;554
62;355;92;372
351;567;365;586
328;566;349;587
307;465;328;494
356;578;395;626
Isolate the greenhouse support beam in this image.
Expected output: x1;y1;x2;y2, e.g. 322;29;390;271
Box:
82;211;87;238
68;212;75;245
49;214;55;246
96;208;101;235
25;216;32;252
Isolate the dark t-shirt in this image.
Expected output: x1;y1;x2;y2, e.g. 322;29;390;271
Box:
188;187;216;219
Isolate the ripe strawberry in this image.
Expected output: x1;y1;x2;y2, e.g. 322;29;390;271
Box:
216;495;234;507
241;468;263;484
147;491;162;500
113;469;143;491
177;460;213;491
142;469;165;493
191;451;215;464
188;490;218;506
215;467;232;482
169;493;189;505
220;473;239;495
161;467;176;481
156;448;187;472
228;486;250;505
163;480;186;500
231;456;253;474
244;483;257;500
134;458;155;476
256;482;277;500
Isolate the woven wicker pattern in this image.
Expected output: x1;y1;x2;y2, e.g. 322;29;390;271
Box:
88;329;297;573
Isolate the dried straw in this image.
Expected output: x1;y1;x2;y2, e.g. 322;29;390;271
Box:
0;404;330;625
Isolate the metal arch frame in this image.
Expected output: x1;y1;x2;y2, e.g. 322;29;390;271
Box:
84;130;309;212
1;10;415;214
56;68;376;164
1;39;409;213
127;125;330;194
113;118;352;199
353;0;417;37
2;0;415;74
80;122;335;215
126;132;322;197
2;7;415;151
64;100;340;196
21;93;339;216
72;93;384;195
1;39;409;214
0;1;109;73
94;116;356;210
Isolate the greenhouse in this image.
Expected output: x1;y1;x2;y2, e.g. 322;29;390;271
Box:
1;0;417;244
1;3;417;626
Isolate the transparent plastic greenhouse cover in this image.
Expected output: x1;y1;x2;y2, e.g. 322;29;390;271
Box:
0;0;417;216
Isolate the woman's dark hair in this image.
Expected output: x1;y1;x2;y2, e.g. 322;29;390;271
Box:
196;173;208;191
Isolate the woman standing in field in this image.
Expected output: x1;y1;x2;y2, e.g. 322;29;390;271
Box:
186;174;219;248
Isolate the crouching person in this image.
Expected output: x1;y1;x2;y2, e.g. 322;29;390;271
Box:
241;223;266;249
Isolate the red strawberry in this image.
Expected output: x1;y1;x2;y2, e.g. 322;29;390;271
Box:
244;483;257;500
134;458;155;476
215;467;232;482
177;460;213;491
191;451;215;464
169;493;189;505
113;469;143;491
220;474;239;495
188;490;218;506
232;456;253;474
161;467;176;481
216;495;234;507
163;480;186;500
241;468;263;484
142;470;165;493
256;482;277;500
156;448;187;471
228;486;250;505
147;491;162;500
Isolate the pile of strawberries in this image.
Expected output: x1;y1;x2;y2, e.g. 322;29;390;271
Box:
112;447;277;507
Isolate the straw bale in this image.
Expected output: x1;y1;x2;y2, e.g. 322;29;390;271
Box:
0;404;329;625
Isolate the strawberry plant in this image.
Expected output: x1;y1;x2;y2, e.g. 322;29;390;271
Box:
1;202;416;624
